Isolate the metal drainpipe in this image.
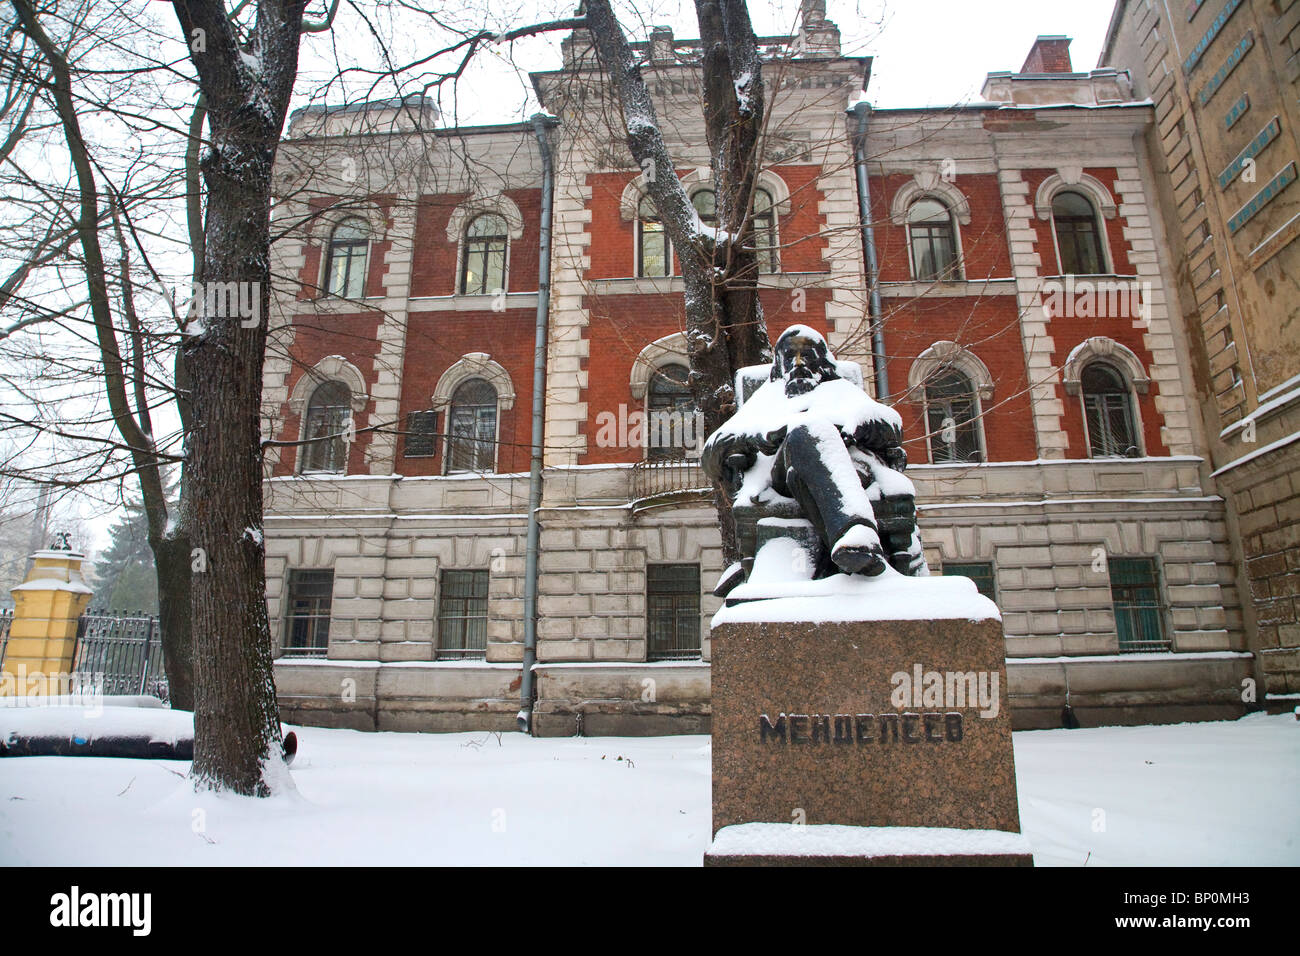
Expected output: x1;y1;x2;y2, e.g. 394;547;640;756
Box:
520;111;558;735
849;101;889;401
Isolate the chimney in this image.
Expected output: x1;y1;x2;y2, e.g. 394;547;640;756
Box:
792;0;840;57
1020;36;1073;74
649;25;675;64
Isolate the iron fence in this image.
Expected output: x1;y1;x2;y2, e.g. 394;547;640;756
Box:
0;607;11;667
73;611;169;702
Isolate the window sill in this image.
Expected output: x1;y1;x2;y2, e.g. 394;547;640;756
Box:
407;292;539;312
305;295;386;313
879;278;1017;298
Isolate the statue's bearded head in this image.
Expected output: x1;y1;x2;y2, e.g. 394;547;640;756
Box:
771;326;839;398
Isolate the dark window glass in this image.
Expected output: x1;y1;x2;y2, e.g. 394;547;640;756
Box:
637;195;670;277
325;218;368;298
404;410;438;458
908;198;958;280
691;189;716;228
942;562;996;602
1082;363;1139;458
283;570;333;657
460;213;508;294
647;564;700;661
1109;557;1168;652
647;363;696;461
437;569;489;659
301;381;351;474
446;378;497;473
1052;190;1107;275
925;371;982;463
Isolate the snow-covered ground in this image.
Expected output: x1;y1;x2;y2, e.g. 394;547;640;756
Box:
1;712;1296;866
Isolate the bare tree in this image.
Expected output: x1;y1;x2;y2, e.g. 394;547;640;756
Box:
581;0;775;564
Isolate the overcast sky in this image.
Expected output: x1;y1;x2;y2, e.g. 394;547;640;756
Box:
291;0;1125;125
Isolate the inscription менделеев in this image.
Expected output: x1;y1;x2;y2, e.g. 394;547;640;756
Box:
758;712;964;745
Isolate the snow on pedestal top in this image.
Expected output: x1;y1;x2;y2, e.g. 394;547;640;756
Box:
712;565;1000;626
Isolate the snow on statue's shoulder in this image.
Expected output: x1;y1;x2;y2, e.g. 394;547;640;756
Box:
720;369;900;441
712;566;1000;626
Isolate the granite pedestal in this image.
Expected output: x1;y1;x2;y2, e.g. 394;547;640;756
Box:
705;607;1033;866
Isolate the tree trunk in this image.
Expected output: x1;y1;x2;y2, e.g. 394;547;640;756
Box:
184;156;283;793
152;532;194;711
174;0;305;795
583;0;772;566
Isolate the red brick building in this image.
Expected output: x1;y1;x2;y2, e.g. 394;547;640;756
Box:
261;13;1253;734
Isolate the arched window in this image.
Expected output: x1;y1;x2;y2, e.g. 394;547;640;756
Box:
646;363;696;461
446;378;498;473
752;188;777;273
1081;362;1140;458
460;214;508;295
925;370;983;463
301;381;352;474
324;218;368;298
637;195;670;277
1052;190;1107;276
908;198;959;280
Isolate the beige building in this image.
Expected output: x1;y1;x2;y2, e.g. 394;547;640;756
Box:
259;11;1254;735
1101;0;1300;703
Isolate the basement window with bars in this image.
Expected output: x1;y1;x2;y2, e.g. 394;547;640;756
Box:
403;410;438;458
942;562;997;602
1108;557;1170;653
282;570;334;658
437;569;489;660
646;564;700;661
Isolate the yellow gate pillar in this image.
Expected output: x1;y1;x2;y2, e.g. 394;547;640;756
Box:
1;550;93;697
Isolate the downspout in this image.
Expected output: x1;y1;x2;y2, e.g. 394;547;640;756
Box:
849;101;889;400
520;111;558;735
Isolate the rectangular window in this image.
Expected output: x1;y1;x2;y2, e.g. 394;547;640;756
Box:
447;403;496;473
638;220;671;277
925;395;982;463
404;410;438;458
646;564;701;661
282;570;334;658
943;562;996;602
1109;557;1169;652
437;570;489;660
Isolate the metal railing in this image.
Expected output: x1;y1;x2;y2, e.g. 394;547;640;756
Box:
630;454;709;505
73;611;170;702
0;608;11;667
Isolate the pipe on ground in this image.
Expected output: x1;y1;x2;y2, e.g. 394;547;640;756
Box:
1;729;297;764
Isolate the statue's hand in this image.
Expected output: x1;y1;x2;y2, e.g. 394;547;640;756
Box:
852;416;903;453
884;444;908;471
755;425;787;456
702;431;757;487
